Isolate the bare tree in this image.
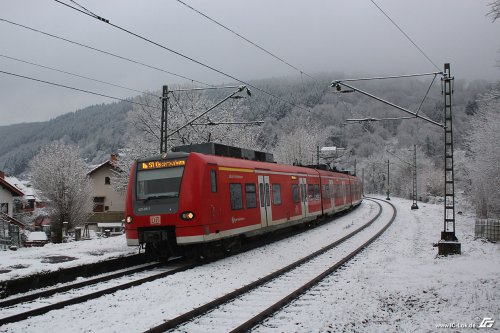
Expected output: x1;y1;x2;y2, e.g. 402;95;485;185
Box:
487;0;500;21
113;85;259;192
30;141;93;243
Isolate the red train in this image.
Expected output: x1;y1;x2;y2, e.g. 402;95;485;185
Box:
124;144;362;258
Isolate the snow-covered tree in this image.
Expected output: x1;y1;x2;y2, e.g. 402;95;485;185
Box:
273;126;324;165
466;97;500;217
30;141;93;243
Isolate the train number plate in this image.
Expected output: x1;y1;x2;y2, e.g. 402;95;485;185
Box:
150;215;161;225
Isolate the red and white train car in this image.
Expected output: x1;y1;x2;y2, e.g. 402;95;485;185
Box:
124;146;362;257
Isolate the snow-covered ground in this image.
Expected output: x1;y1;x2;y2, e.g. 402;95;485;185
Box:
0;234;136;282
0;197;498;332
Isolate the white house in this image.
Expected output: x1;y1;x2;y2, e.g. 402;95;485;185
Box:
87;155;125;233
0;171;24;217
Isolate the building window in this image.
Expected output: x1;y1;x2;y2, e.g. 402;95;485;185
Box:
292;184;300;203
93;197;105;212
229;183;243;210
245;183;257;208
105;177;111;185
211;170;217;193
26;199;35;209
0;203;8;214
272;184;281;205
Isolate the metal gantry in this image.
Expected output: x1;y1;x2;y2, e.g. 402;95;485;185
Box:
411;144;419;210
332;64;461;255
159;85;255;154
386;160;390;200
439;63;461;255
160;85;169;154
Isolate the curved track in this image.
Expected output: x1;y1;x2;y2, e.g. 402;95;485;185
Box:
143;198;396;333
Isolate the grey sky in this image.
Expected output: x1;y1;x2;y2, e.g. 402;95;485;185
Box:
0;0;499;126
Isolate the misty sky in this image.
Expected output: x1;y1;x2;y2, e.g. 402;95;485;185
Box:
0;0;499;126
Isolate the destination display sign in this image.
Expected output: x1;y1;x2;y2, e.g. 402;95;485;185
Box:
139;159;186;170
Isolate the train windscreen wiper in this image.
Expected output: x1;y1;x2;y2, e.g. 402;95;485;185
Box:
142;193;178;203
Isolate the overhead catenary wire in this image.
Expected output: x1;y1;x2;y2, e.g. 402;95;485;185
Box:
53;0;313;114
0;70;160;110
0;53;162;99
337;72;442;82
174;0;315;80
415;73;438;116
0;54;244;99
0;18;212;87
369;0;441;72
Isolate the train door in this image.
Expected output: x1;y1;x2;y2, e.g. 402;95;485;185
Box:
347;181;352;207
329;179;335;211
343;182;347;208
299;177;308;217
258;175;272;227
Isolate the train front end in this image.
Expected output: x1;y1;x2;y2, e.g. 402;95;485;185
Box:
124;152;199;257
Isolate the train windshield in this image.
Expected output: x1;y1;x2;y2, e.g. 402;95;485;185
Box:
136;166;184;201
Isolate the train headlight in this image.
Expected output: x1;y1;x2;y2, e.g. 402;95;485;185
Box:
180;211;195;221
125;216;133;224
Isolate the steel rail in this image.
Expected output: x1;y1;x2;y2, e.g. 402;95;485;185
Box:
0;261;165;308
143;200;384;333
0;205;360;326
232;198;396;332
0;260;196;326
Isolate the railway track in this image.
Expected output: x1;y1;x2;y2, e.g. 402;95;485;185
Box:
0;258;196;326
0;205;360;327
0;199;385;332
144;198;395;333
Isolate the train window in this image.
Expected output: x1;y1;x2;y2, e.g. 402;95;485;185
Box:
292;184;300;203
272;184;281;205
265;183;270;207
211;170;217;193
308;184;314;200
137;166;184;200
314;184;320;200
245;183;257;208
324;184;330;199
230;183;243;210
259;183;265;207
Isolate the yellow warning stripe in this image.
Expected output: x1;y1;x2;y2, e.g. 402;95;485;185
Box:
218;166;254;173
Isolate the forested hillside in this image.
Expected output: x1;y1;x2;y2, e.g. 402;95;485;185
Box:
0;101;131;174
